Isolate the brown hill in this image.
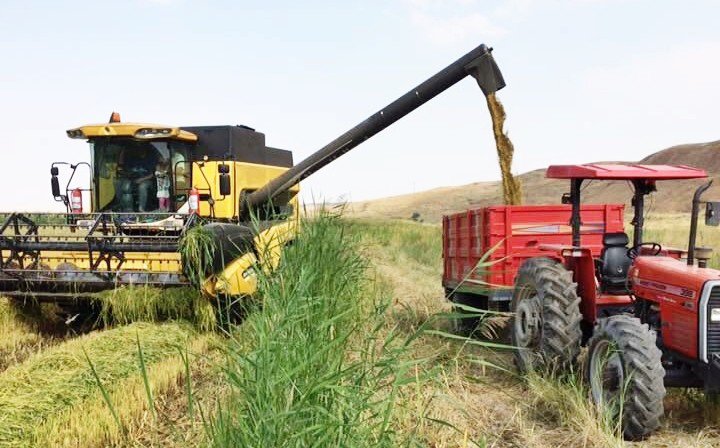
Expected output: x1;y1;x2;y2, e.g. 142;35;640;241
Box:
348;140;720;223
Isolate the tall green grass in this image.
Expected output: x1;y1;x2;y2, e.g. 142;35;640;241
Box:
209;212;426;447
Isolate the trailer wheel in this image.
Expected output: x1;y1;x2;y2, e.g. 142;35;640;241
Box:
511;257;582;373
586;314;665;440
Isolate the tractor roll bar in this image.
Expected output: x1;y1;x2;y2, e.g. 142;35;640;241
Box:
688;180;713;266
242;43;505;217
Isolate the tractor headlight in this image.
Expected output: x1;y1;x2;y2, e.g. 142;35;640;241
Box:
242;266;256;280
711;308;720;322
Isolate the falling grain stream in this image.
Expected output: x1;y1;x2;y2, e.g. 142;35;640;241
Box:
486;92;522;205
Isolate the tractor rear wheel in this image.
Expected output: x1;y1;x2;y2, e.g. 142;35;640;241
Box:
510;257;582;373
585;314;666;440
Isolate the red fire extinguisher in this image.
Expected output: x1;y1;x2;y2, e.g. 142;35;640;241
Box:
188;187;199;214
70;188;83;214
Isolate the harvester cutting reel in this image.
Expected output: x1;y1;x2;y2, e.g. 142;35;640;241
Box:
0;212;198;301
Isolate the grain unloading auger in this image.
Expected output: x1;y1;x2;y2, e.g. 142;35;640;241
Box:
0;43;504;304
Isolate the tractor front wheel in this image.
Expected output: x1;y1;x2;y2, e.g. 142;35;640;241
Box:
585;314;666;440
511;257;582;373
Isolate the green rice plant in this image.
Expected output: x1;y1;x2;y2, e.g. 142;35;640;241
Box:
136;333;157;421
96;286;216;331
208;211;432;447
0;322;195;447
179;225;217;287
84;347;124;436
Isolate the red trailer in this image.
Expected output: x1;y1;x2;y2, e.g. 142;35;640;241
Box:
442;204;625;310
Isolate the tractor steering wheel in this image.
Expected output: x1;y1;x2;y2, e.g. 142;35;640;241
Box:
627;242;662;259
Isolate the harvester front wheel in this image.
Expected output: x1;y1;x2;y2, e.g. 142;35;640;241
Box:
585;314;665;440
511;257;582;373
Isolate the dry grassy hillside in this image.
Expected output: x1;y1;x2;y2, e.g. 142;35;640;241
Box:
348;140;720;223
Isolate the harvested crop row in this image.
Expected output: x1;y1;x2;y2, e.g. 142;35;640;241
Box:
0;298;49;372
0;321;198;447
32;334;220;448
96;286;217;331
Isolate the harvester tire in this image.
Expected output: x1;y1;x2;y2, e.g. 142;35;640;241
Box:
511;257;582;373
585;314;666;440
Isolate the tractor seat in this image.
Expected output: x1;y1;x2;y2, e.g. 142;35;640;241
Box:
598;232;631;294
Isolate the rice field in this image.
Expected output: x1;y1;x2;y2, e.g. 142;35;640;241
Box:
1;212;719;447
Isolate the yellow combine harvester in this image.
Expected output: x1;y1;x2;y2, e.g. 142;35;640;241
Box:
0;43;505;305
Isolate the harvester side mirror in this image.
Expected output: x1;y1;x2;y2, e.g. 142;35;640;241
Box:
218;164;231;196
219;175;231;196
51;167;61;198
706;202;720;226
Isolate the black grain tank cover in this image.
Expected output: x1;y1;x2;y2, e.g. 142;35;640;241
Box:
180;125;293;168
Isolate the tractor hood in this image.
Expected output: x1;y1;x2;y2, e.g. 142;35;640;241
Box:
631;256;720;303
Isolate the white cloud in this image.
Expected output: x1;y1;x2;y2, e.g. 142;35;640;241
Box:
403;0;538;45
409;9;507;44
405;0;626;44
492;0;535;19
573;40;720;154
582;41;720;112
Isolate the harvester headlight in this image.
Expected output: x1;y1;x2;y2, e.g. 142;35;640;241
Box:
242;266;256;280
135;128;173;138
711;308;720;322
66;129;85;139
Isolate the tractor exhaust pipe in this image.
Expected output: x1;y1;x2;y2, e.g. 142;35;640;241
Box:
242;43;505;217
688;180;713;266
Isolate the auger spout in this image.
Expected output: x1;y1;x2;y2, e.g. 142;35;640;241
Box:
243;43;505;217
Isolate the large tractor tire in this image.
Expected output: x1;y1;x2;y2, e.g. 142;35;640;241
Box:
511;257;582;373
585;314;666;440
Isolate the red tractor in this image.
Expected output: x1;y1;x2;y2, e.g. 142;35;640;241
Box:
509;163;720;439
441;163;720;438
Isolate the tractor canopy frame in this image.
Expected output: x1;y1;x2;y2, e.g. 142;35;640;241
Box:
546;164;708;248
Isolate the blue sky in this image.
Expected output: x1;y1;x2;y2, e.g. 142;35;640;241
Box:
1;0;718;210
